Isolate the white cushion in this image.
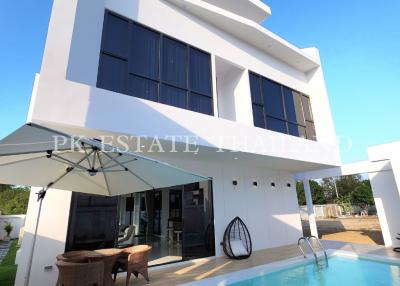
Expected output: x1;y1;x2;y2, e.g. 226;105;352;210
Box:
230;240;248;256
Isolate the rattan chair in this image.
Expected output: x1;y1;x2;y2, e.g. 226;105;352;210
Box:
56;260;104;286
56;250;94;263
113;245;152;285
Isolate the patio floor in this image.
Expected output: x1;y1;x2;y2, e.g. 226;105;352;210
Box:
114;240;400;286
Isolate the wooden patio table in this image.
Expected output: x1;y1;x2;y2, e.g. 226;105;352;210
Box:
85;248;123;286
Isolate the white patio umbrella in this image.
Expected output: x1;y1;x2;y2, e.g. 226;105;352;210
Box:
0;123;208;286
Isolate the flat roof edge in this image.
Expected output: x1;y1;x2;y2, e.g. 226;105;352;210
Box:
166;0;320;72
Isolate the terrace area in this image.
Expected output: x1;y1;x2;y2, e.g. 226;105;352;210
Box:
113;240;400;285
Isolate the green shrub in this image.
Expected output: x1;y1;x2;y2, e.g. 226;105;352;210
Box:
4;222;13;237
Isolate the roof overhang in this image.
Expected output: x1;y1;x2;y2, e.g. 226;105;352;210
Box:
296;160;393;181
165;0;320;72
201;0;271;23
31;121;340;173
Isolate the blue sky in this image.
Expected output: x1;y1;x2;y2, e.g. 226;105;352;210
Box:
0;1;399;163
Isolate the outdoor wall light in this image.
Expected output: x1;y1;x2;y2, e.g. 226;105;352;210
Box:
287;183;291;188
232;180;238;186
253;181;258;187
270;182;276;187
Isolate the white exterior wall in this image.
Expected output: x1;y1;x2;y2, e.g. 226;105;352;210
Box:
15;160;301;286
27;0;340;167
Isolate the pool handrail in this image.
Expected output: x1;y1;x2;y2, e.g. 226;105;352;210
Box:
297;236;328;266
308;235;328;265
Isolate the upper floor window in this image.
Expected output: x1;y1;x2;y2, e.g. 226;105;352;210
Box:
249;72;316;141
97;11;213;116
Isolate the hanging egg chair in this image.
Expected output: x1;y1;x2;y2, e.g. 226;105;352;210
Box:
222;217;252;259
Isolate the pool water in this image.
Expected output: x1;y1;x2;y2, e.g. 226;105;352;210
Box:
229;257;400;286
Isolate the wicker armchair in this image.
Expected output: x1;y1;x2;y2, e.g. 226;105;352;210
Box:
113;245;152;285
56;250;95;263
56;260;104;286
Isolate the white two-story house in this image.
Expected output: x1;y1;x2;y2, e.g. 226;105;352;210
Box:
14;0;341;285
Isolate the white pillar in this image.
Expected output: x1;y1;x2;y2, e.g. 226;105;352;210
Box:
303;179;318;237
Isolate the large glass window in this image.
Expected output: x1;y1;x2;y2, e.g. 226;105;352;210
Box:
249;74;265;129
101;14;129;58
161;37;187;88
249;71;316;140
98;11;213;116
189;48;212;96
130;24;159;79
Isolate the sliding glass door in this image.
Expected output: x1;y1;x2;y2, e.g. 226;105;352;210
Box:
182;181;215;260
66;180;215;266
65;194;119;251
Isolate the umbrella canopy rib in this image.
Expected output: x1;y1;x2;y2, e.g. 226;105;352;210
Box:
96;151;112;196
102;151;155;190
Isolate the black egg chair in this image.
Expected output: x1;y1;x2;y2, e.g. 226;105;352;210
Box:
222;216;252;259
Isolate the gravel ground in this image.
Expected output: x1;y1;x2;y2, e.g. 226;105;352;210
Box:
302;216;384;245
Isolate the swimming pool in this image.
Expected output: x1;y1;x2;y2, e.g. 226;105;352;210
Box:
229;256;400;286
181;251;400;286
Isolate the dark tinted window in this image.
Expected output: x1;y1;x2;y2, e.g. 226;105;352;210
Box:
160;84;187;108
306;121;316;140
97;54;127;94
262;79;285;119
283;87;296;123
301;95;313;121
127;75;158;101
293;91;306;125
252;104;265;128
161;37;187;88
98;11;213;116
283;88;306;125
288;123;306;138
189;48;211;96
130;24;159;79
249;74;262;105
249;71;316;140
266;117;287;133
102;14;129;58
189;93;213;115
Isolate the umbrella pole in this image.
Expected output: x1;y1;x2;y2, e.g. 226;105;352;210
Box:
24;189;46;286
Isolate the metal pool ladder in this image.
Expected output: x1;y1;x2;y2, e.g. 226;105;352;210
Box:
298;236;328;267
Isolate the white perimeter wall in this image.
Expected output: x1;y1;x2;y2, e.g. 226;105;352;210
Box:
368;170;400;247
15;158;302;286
0;215;25;240
367;142;400;247
15;188;72;286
